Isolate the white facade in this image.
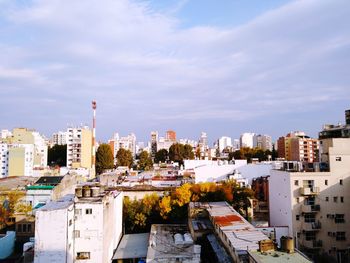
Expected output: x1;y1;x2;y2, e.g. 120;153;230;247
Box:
52;131;68;145
0;129;12;140
240;133;256;148
32;132;48;167
111;132;137;156
255;134;273;151
34;188;123;263
0;143;8;178
218;136;232;152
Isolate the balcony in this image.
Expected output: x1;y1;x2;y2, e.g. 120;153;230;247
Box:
302;240;323;249
303;221;321;231
300;187;320;195
301;204;320;213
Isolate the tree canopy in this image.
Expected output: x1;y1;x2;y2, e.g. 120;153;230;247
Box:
168;143;194;164
229;147;274;163
116;148;134;168
48;144;67;167
96;143;114;174
137;151;153;171
154;149;168;163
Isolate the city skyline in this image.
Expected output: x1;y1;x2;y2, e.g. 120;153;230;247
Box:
1;0;349;142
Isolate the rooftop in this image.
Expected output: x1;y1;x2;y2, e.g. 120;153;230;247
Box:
35;176;63;186
248;249;312;263
146;224;201;262
112;233;149;260
191;202;268;252
0;176;37;191
38;194;74;211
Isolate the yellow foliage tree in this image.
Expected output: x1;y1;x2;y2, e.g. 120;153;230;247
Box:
173;183;192;207
159;196;172;219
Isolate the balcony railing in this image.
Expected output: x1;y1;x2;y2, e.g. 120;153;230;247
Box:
300;187;320;195
302;240;322;249
303;221;321;231
301;204;320;213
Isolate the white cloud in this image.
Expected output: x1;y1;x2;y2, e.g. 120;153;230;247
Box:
0;0;349;140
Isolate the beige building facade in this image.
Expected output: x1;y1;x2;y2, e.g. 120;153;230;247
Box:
270;138;350;262
66;127;92;170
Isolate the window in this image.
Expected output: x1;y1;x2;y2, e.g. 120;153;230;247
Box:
296;215;300;221
340;197;344;203
17;224;22;232
294;180;299;186
304;213;316;223
325;197;329;202
74;230;80;238
334;197;338;203
325;180;328;186
296;197;300;203
336;232;346;241
85;209;92;215
305;197;315;206
335;214;345;223
339;179;343;185
28;224;32;233
305;231;316;241
76;252;90;260
75;209;82;215
69;219;73;226
335;157;342;161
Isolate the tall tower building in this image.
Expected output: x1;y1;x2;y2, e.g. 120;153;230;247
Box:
150;131;158;157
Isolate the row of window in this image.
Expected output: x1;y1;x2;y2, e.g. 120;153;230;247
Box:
294;179;343;186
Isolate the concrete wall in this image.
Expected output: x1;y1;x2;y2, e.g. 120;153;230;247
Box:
81;129;92;169
268;170;293;236
34;204;74;263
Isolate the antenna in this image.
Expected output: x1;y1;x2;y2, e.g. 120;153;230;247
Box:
92;100;97;174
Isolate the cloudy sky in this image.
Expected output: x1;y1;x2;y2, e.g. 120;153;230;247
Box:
0;0;349;144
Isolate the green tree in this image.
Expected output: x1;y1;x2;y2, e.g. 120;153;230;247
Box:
154;149;168;163
95;143;114;174
48;144;67;167
137;151;153;171
116;148;134;168
183;144;195;160
169;143;184;163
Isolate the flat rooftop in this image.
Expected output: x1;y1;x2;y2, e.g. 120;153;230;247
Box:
191;202;268;252
112;233;149;260
248;250;312;263
0;176;38;190
38;194;74;211
146;224;200;262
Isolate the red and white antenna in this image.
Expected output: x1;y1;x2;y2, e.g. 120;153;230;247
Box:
92;100;97;173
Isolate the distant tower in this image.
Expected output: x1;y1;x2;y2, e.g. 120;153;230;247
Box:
92;101;97;173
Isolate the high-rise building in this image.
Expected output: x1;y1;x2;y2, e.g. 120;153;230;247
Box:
150;131;158;157
0;143;8;178
51;131;68;146
277;132;319;163
8;144;34;177
165;130;176;142
269;111;350;262
217;136;232;153
109;132;137;160
66;126;92;169
198;132;208;159
240;133;256;148
255;134;273;151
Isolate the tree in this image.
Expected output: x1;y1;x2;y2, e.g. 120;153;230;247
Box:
169;143;184;163
159;196;172;219
48;144;67;167
95;144;114;175
183;144;195;160
154;149;168;163
116;148;134;168
137;151;153;171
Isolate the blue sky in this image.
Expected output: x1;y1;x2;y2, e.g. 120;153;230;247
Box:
0;0;349;144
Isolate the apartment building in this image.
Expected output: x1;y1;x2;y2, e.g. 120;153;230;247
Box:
52;131;68;146
240;133;256;149
8;144;34;177
0;143;8;178
109;132;137;158
269;114;350;262
277;131;319;163
66;126;92;170
34;185;123;263
255;134;272;151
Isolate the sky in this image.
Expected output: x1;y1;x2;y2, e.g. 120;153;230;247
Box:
0;0;349;144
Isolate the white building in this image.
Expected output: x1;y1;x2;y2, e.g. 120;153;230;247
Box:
0;143;8;178
240;133;256;148
255;134;273;151
269;138;350;261
52;131;68;146
32;132;48;168
218;136;232;153
34;185;123;263
0;129;12;140
110;132;137;157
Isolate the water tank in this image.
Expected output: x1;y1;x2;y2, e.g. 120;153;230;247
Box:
280;236;294;253
83;186;91;197
75;187;83;198
183;233;194;245
91;187;99;197
174;233;184;245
